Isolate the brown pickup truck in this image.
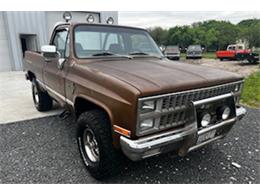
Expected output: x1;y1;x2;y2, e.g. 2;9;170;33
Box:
24;21;246;179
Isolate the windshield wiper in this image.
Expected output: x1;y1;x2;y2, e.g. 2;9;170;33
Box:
92;52;115;56
129;52;164;59
128;52;149;56
92;52;132;59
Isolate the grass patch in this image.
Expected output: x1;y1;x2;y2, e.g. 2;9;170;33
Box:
179;52;217;59
180;53;186;59
241;71;260;108
203;52;217;59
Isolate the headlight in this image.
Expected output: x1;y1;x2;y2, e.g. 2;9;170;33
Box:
201;113;211;127
140;118;154;130
234;84;240;92
222;107;231;120
233;82;243;105
141;100;156;113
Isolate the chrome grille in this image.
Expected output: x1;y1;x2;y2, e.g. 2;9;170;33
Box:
159;82;241;129
159;112;185;127
162;83;239;110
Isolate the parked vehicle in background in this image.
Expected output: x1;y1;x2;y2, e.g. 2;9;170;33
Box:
216;44;247;61
216;44;259;64
186;45;203;59
164;45;180;60
24;17;246;179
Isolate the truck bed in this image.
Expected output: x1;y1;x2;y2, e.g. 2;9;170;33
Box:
24;51;45;82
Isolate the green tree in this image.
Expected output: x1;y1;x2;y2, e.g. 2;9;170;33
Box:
147;19;260;51
238;19;260;47
147;27;168;46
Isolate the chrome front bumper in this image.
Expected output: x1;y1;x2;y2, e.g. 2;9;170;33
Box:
120;106;246;161
166;54;180;58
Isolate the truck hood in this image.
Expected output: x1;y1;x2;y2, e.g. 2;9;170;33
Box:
79;58;243;97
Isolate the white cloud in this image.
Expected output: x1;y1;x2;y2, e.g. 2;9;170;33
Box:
119;11;260;28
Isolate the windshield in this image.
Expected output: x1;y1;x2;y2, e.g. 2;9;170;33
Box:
188;45;202;51
74;25;163;58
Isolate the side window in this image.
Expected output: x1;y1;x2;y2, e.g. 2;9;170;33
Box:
228;46;235;51
52;30;69;58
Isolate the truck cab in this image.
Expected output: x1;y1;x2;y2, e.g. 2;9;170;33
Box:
227;44;245;51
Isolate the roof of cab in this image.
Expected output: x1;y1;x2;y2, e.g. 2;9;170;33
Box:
53;21;147;32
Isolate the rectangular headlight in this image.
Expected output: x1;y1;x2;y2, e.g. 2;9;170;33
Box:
141;100;156;113
233;82;243;105
140;118;154;131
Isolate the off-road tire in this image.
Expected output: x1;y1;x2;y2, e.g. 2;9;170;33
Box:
32;79;53;111
77;110;121;180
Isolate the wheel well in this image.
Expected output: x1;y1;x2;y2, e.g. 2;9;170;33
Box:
27;71;36;81
74;97;109;119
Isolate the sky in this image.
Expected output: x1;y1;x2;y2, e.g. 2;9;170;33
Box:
118;11;260;28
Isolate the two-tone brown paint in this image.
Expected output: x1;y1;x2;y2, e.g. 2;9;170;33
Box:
24;22;243;148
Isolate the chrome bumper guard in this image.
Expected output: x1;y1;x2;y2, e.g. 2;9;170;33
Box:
120;106;246;161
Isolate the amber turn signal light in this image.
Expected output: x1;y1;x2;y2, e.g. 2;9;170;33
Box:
114;125;131;137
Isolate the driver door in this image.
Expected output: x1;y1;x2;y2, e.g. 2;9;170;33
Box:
43;27;69;105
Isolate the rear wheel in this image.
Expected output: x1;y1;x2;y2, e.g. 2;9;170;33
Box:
77;110;121;179
248;59;258;64
32;79;53;111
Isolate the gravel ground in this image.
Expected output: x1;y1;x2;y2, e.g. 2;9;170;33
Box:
0;108;259;184
180;59;259;77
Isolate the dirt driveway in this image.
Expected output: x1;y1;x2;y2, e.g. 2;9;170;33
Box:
181;59;259;77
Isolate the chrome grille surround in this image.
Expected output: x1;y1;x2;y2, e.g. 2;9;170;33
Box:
136;81;243;136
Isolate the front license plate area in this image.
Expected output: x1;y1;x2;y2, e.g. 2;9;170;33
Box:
197;130;216;144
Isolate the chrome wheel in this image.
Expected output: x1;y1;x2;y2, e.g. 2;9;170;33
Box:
83;127;100;163
33;84;39;105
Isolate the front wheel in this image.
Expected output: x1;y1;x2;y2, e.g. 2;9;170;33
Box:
77;110;121;179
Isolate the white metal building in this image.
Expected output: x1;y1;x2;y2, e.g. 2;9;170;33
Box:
0;11;118;72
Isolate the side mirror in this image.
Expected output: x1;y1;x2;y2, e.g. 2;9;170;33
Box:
41;45;57;58
159;46;165;52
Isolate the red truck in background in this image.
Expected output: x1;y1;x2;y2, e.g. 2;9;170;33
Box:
216;44;259;64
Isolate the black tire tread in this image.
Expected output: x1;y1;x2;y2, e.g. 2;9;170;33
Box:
32;79;53;112
77;109;120;179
